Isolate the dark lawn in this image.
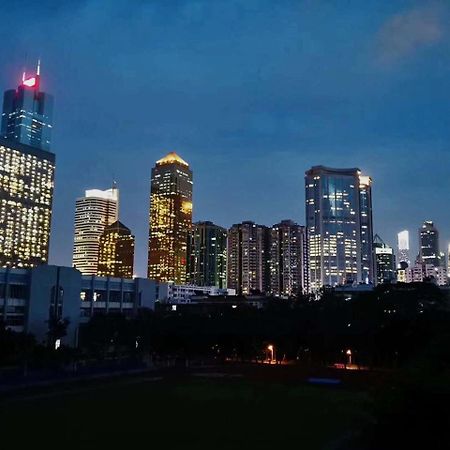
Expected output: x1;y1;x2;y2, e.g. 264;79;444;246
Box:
0;374;371;449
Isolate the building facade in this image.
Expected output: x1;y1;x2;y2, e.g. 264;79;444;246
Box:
270;220;309;297
397;230;410;268
72;186;119;275
97;220;135;278
419;221;441;267
227;221;270;295
187;221;227;288
373;234;396;285
305;166;374;290
1;63;53;151
148;152;193;283
0;138;55;268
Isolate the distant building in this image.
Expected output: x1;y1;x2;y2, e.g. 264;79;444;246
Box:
419;221;441;267
0;138;55;268
72;185;119;275
227;221;270;295
1;62;53;151
148;152;193;283
397;230;410;268
373;234;396;285
158;284;236;304
305;166;374;290
97;221;135;278
398;262;447;286
270;220;309;296
187;221;227;288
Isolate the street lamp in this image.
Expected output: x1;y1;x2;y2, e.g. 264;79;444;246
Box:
346;349;352;366
267;345;275;363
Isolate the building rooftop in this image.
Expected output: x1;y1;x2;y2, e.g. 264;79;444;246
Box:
156;152;189;167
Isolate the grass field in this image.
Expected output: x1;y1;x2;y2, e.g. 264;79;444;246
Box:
0;372;372;449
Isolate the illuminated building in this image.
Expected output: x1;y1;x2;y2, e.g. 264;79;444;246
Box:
305;166;374;290
270;220;309;296
0;137;54;267
148;152;193;283
227;221;270;295
399;262;447;286
397;230;410;268
373;234;396;285
187;221;227;288
419;221;441;266
1;61;53;151
72;185;119;275
97;220;135;278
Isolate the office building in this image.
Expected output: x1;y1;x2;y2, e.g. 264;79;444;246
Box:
373;234;396;285
305;166;374;290
187;221;227;288
72;185;119;275
0;137;55;268
397;230;410;268
227;221;270;295
419;221;441;267
399;263;447;286
97;220;135;278
1;62;53;151
148;152;193;283
270;220;309;297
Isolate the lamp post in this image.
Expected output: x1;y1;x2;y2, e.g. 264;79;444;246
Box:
346;349;352;366
267;345;274;364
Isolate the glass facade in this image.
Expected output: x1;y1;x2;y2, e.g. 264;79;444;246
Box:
305;166;374;290
187;221;227;288
1;67;53;151
148;152;193;283
373;234;396;285
0;138;54;268
97;220;135;278
72;186;119;275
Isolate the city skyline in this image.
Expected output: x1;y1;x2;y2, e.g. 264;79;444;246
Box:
0;1;449;277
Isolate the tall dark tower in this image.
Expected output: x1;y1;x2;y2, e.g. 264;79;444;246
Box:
1;61;53;151
148;152;193;283
419;221;440;266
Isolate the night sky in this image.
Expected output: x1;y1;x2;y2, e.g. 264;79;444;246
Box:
0;0;449;276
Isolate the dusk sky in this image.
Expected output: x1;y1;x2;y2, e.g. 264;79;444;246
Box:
0;0;449;276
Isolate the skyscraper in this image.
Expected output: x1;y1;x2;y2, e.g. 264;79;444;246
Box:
97;221;135;278
72;185;119;275
373;234;396;285
227;221;270;295
305;166;374;290
397;230;410;268
148;152;193;283
419;221;441;267
0;137;55;267
1;62;53;151
270;220;309;297
187;221;227;288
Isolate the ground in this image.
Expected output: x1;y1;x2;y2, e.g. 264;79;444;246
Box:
0;366;372;449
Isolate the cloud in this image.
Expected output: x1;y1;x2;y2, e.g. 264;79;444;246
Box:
376;3;446;65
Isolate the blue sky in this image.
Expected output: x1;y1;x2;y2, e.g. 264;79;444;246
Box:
0;0;449;276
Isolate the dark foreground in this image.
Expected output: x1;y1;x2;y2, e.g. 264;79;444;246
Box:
0;365;371;450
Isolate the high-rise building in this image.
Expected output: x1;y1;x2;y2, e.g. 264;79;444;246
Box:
148;152;193;283
0;137;55;267
187;221;227;288
72;185;119;275
97;221;135;278
305;166;374;290
397;230;410;268
373;234;396;285
419;221;441;267
227;221;270;295
270;220;309;297
1;62;53;151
